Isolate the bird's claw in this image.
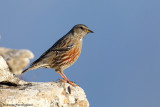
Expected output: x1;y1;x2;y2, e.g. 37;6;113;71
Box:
58;79;77;87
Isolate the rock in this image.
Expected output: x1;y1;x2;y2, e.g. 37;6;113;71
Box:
0;56;89;107
0;47;34;75
0;82;89;107
0;56;27;85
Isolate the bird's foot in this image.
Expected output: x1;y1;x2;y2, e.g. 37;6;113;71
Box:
58;79;77;87
58;79;67;83
67;80;77;87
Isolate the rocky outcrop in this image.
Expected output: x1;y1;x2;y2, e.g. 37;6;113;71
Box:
0;47;34;75
0;56;89;107
0;82;89;107
0;56;27;85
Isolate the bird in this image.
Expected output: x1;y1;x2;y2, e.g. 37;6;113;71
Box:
22;24;94;86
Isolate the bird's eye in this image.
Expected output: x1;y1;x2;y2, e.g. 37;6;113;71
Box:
80;27;84;30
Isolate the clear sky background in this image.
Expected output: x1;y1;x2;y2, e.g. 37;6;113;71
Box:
1;0;160;107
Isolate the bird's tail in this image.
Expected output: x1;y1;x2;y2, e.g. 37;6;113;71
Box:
22;65;38;74
22;63;49;74
22;67;32;74
22;59;41;74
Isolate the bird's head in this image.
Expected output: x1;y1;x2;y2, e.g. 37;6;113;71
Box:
71;24;94;39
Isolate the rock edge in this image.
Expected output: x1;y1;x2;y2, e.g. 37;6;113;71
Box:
0;56;89;107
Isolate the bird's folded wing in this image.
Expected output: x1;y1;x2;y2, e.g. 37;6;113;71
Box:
40;36;75;58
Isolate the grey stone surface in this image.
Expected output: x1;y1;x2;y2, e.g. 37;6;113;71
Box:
0;56;27;85
0;56;89;107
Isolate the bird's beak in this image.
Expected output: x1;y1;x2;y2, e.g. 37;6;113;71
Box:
87;29;94;33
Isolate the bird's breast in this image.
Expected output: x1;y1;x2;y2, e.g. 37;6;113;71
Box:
52;40;82;70
62;45;81;65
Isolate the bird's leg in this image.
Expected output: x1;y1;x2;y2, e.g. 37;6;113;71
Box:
57;71;67;82
61;72;77;86
57;71;77;86
61;72;70;81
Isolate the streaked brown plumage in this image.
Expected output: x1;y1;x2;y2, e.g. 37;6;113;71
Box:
22;24;94;86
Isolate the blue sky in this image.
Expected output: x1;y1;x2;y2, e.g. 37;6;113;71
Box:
1;0;160;107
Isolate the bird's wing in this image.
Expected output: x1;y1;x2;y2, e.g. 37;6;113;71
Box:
36;36;74;59
29;35;74;67
50;35;74;52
